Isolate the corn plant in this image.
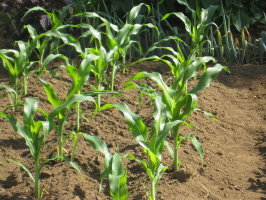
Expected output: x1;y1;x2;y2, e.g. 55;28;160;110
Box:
74;3;157;91
23;24;71;77
0;98;50;198
83;134;128;200
0;41;35;106
68;131;83;161
162;5;218;56
104;3;154;75
0;84;17;112
112;96;183;200
40;75;116;161
86;46;118;109
23;6;71;31
40;78;95;161
65;53;100;130
127;42;227;171
45;22;118;109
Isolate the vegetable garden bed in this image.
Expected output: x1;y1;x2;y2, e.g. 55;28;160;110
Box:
0;62;265;200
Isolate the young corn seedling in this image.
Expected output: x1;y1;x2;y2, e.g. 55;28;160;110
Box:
40;78;97;161
0;41;35;106
0;84;17;112
162;5;218;56
74;3;158;91
52;22;119;109
68;131;83;161
86;46;118;110
104;3;155;75
127;43;227;171
113;96;184;200
23;24;70;77
40;74;116;161
65;53;100;131
0;98;50;198
22;5;73;54
83;134;128;200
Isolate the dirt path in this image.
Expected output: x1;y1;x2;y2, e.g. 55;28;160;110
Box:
0;63;265;200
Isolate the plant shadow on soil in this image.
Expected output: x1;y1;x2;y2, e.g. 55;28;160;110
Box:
248;132;266;198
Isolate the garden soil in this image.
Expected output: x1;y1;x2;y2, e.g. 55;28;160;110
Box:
0;62;265;200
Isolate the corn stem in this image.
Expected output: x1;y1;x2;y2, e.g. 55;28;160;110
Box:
110;64;116;92
173;125;182;171
71;135;78;161
34;154;41;198
76;103;80;131
96;81;101;110
151;180;156;200
57;118;66;162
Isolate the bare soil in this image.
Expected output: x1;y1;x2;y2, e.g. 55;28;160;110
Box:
0;62;265;200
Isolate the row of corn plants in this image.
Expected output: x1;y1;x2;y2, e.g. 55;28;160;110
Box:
0;3;228;199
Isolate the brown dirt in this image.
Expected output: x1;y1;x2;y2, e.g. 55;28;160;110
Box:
0;63;265;200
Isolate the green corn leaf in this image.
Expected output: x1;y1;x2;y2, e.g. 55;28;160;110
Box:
23;98;38;126
176;0;194;12
126;154;150;176
259;38;266;52
190;64;228;94
49;94;95;120
0;112;9;119
154;120;183;154
127;3;150;24
109;153;128;200
152;96;166;134
16;41;27;69
39;78;61;108
41;121;50;145
183;56;216;81
115;24;135;48
194;108;218;121
206;5;218;24
38;54;69;76
83;134;111;161
9;159;34;182
154;162;167;184
106;36;118;50
111;153;123;176
66;65;81;94
0;53;15;77
114;103;149;143
98;104;115;111
110;172;128;200
127;55;161;67
62;156;81;173
179;93;198;121
89;46;109;78
40;156;59;170
79;24;102;42
7;115;35;156
162;12;192;34
165;140;174;159
127;71;175;114
24;25;38;41
82;90;119;96
146;149;159;172
184;134;204;165
0;84;17;96
22;6;48;21
45;30;82;53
